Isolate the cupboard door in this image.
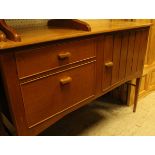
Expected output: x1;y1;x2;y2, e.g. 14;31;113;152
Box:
125;31;136;78
102;34;113;90
118;32;129;81
131;31;143;75
111;33;123;84
102;32;129;90
102;29;148;91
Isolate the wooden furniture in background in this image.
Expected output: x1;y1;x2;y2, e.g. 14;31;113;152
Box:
0;20;150;135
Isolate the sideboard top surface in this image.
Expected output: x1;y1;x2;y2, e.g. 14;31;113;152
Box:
0;20;151;50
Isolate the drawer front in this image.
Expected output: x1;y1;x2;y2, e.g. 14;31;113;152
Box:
20;62;96;127
15;38;96;79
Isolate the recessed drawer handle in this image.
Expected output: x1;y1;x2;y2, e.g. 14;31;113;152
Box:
105;61;113;67
58;52;71;59
60;76;72;85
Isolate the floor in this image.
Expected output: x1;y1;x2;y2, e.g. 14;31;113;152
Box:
40;91;155;136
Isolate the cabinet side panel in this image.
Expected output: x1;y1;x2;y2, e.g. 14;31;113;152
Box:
137;29;149;72
0;53;28;135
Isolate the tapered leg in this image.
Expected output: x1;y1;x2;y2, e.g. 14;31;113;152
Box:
133;78;141;112
0;77;8;135
0;110;7;136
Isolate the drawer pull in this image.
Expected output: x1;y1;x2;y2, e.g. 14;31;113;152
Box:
60;76;72;85
105;62;113;67
58;52;71;59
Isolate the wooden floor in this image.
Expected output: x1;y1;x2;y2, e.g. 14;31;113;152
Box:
40;91;155;136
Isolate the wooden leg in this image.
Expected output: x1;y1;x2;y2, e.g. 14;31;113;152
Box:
133;78;141;112
0;74;8;136
0;110;8;136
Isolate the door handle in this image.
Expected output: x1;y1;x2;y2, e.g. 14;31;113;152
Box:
58;52;71;59
105;61;113;67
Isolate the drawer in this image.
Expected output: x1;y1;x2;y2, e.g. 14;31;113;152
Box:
20;61;96;127
15;38;96;79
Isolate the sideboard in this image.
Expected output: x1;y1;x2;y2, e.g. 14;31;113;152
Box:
0;20;151;135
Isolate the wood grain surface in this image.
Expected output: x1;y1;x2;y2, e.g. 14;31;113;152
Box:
0;20;151;50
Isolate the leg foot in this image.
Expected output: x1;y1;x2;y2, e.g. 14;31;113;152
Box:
133;78;141;112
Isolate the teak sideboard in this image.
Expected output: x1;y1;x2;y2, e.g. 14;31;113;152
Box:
0;20;151;135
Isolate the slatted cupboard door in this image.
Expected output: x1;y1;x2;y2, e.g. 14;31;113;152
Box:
102;32;129;91
102;34;113;90
102;29;149;91
111;33;122;85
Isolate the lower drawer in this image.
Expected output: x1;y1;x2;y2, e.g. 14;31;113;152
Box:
20;61;96;127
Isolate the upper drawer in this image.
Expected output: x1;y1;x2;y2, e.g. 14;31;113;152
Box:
15;38;96;79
